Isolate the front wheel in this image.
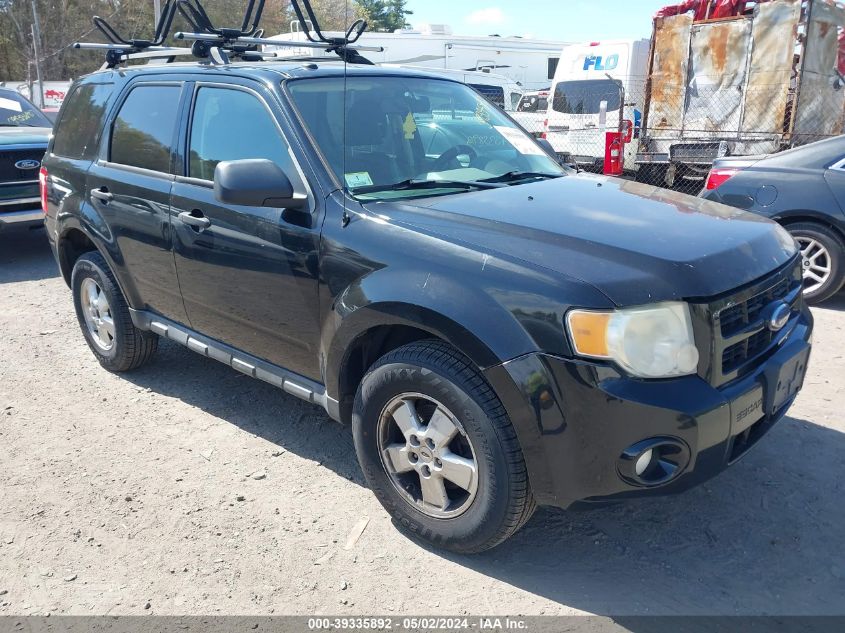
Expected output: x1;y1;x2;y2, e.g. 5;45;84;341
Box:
787;222;845;304
352;340;535;553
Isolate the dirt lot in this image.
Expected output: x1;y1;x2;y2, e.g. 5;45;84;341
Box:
1;228;844;617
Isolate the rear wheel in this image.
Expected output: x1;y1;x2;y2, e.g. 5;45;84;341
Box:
352;340;535;554
71;252;158;371
786;222;845;304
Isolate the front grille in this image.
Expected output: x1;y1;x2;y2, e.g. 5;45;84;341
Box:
0;148;46;183
719;277;791;338
722;328;773;373
704;259;803;386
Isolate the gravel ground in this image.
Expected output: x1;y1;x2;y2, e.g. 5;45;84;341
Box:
1;228;844;617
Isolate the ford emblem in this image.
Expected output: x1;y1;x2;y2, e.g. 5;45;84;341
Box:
766;302;791;332
14;158;40;170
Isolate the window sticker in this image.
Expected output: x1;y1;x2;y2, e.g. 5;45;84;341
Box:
345;172;374;188
0;97;23;112
493;126;544;156
402;112;417;140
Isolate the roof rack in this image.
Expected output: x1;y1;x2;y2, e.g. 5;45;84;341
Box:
73;0;383;69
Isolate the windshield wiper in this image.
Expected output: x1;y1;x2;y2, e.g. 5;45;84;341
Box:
480;171;565;184
352;178;503;195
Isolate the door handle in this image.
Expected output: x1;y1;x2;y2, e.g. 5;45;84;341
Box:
90;187;113;203
178;210;211;230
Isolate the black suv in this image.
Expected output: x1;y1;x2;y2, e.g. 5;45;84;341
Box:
42;61;813;553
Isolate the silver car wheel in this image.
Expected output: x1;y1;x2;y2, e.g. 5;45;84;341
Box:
80;277;115;351
377;393;479;519
796;236;832;294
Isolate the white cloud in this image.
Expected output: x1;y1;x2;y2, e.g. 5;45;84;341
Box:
465;7;507;26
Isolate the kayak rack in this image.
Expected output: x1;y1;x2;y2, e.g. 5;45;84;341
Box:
72;0;382;68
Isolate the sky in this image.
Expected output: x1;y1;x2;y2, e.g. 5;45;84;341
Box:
405;0;672;42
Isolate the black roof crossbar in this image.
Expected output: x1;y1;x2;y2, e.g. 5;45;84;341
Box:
73;0;383;68
288;0;373;64
91;0;182;50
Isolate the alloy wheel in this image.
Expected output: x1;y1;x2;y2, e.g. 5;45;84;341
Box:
377;393;479;519
796;236;832;295
80;277;115;351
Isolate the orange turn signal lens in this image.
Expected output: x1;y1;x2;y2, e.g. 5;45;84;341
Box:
566;310;611;358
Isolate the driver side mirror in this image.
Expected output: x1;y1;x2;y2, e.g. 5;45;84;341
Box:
214;159;307;209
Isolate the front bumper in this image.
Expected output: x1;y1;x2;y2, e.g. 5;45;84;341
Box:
484;309;813;508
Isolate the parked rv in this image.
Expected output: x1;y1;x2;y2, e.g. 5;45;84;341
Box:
381;65;524;111
543;39;650;171
266;24;568;91
637;0;845;190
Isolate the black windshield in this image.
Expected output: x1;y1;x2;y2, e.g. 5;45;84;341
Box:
552;80;622;115
288;76;565;201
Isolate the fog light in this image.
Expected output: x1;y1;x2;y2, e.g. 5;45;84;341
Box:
634;449;653;476
618;437;691;487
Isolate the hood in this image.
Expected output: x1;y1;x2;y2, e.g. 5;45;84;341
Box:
0;126;51;146
374;174;796;306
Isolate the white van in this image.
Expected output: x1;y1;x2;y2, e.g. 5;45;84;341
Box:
544;39;649;170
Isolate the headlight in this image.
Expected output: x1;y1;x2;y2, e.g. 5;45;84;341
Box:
566;302;700;378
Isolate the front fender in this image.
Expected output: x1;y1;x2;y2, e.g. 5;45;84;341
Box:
322;268;535;400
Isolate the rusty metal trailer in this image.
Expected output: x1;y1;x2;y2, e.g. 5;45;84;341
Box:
636;0;845;188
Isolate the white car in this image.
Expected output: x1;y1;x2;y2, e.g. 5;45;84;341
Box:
512;90;549;138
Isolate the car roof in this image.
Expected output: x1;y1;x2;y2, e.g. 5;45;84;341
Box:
759;134;845;170
80;59;466;84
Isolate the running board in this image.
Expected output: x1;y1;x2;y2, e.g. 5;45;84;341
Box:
128;309;340;420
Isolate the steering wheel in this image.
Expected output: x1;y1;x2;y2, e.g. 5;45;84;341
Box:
430;144;478;172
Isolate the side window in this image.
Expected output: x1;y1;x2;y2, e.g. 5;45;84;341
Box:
52;83;113;159
189;87;290;181
110;85;181;173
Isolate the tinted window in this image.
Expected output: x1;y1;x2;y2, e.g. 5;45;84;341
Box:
189;87;289;181
0;89;52;128
548;57;559;80
552;79;621;114
53;83;113;159
110;85;181;172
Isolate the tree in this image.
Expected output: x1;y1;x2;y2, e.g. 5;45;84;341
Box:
0;0;301;81
356;0;411;32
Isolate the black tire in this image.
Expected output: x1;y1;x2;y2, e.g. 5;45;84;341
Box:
352;340;535;554
71;251;158;372
785;222;845;305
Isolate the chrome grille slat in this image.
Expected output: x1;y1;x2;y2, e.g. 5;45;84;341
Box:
705;258;803;386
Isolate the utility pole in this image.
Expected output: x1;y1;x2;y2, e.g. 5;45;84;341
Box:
30;0;44;108
154;0;162;30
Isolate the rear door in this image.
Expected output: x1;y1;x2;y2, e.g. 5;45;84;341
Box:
170;81;322;379
86;81;188;323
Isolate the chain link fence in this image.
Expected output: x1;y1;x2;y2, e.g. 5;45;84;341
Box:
511;74;845;197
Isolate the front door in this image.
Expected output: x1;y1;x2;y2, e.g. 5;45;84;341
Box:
86;81;188;323
171;82;322;379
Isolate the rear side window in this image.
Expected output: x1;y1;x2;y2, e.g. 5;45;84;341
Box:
110;85;181;173
188;87;290;181
52;83;113;159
